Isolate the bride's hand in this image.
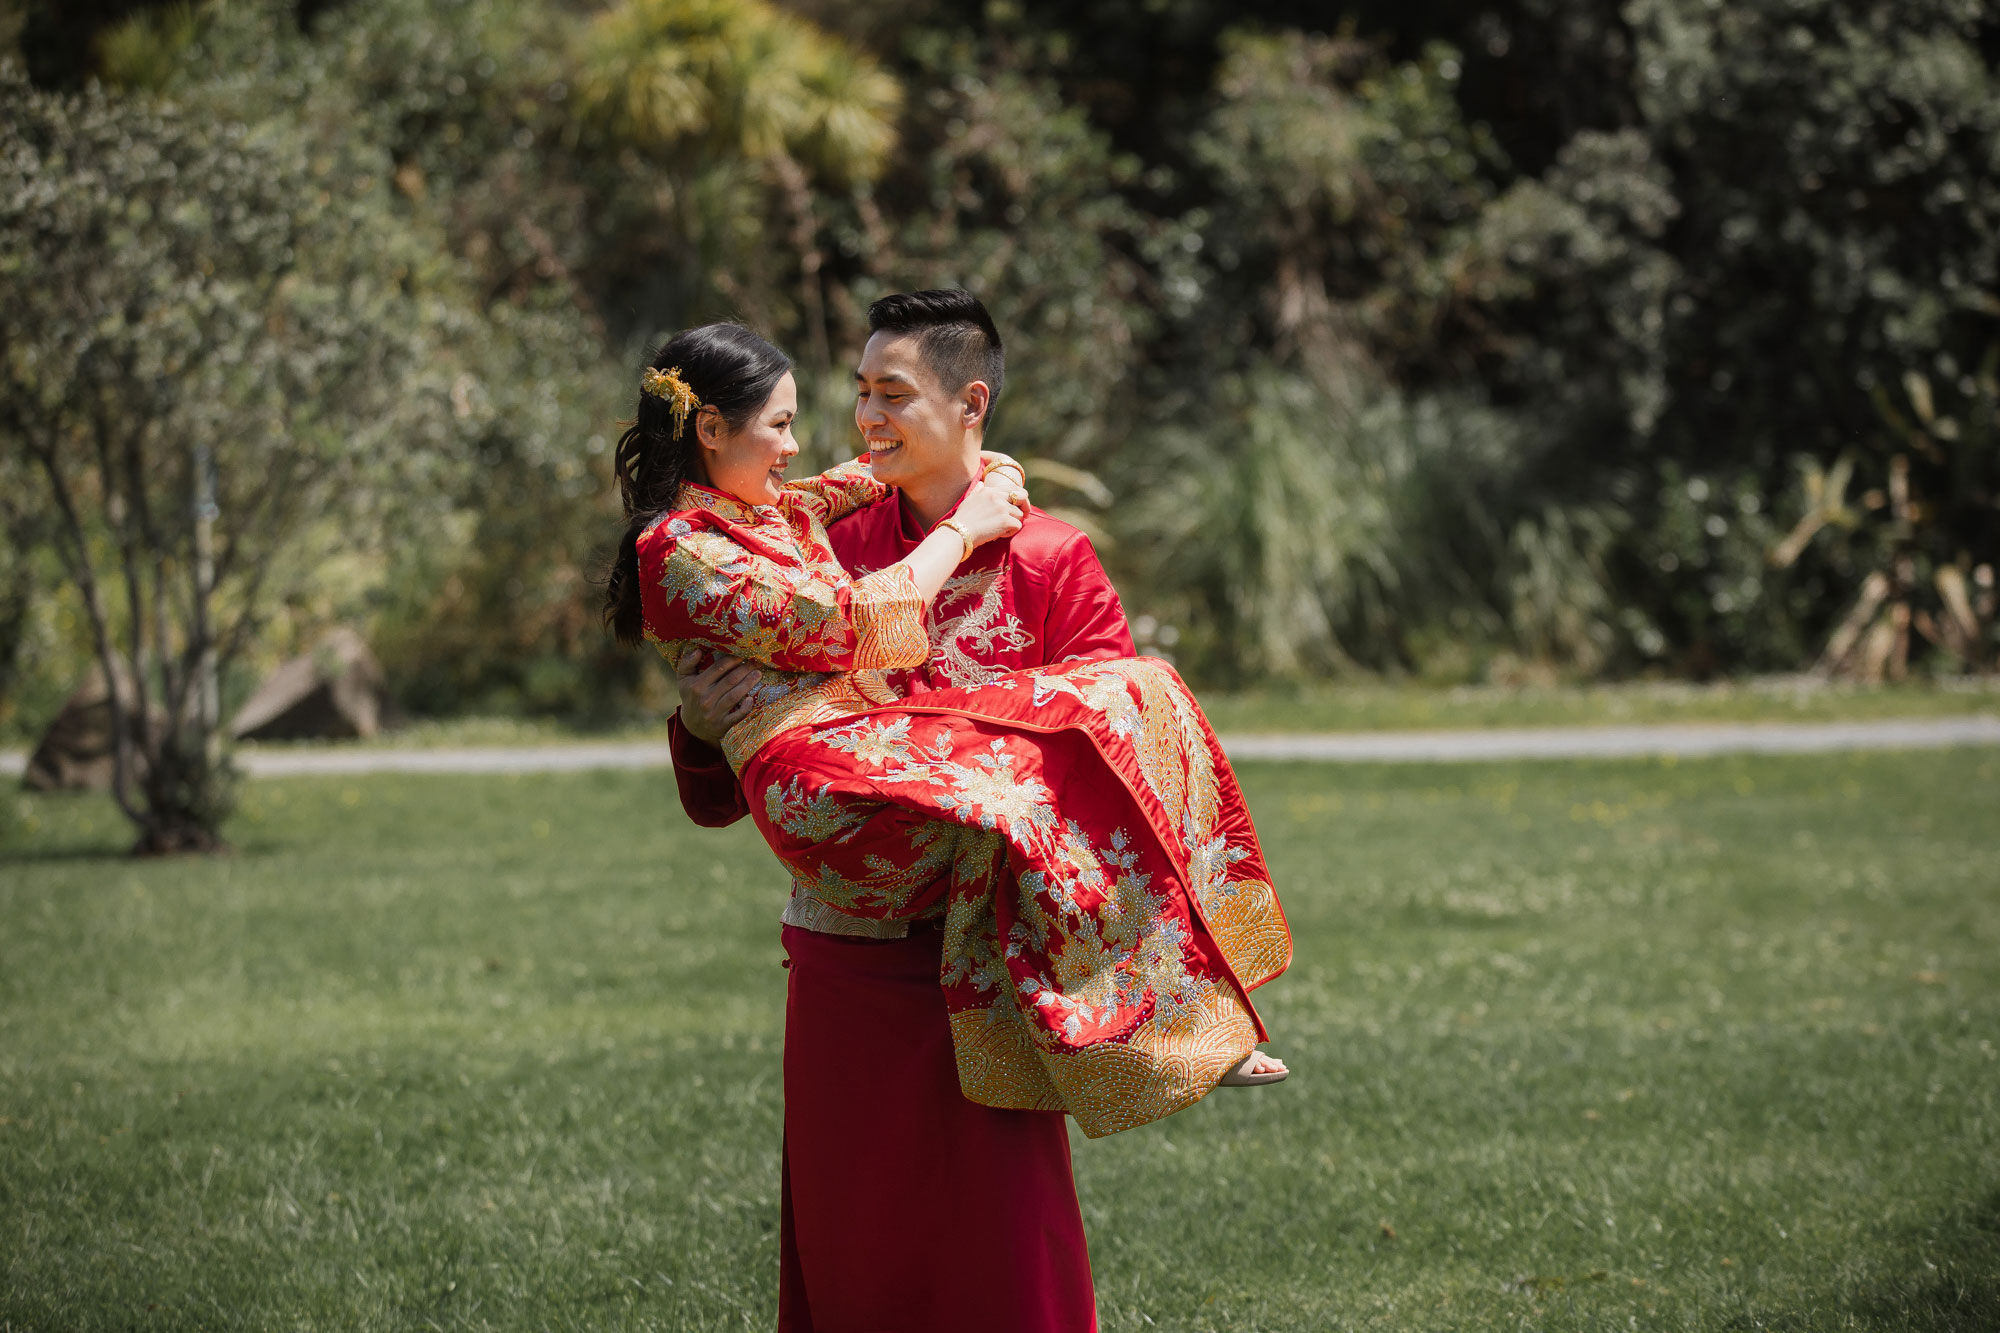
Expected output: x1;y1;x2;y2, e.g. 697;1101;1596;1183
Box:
978;450;1026;487
951;475;1029;547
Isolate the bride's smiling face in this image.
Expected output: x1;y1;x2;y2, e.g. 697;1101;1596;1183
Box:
697;372;799;506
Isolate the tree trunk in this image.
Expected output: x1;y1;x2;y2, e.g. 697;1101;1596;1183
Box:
192;440;220;765
771;153;833;380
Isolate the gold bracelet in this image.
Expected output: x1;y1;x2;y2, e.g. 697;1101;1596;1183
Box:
937;518;975;562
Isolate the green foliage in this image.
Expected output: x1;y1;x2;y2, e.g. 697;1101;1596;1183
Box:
0;49;478;845
857;32;1157;477
574;0;901;184
1469;128;1679;439
1123;3;1999;683
93;0;199;91
175;0;647;721
1130;373;1506;678
1190;32;1498;372
5;0;1998;729
1140;32;1646;681
1618;0;2000;672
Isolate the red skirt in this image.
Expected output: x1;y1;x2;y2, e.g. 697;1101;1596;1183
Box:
778;923;1097;1333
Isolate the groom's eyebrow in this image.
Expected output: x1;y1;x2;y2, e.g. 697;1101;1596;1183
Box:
855;369;918;388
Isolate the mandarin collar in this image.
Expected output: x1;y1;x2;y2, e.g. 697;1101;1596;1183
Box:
679;481;774;525
895;485;976;542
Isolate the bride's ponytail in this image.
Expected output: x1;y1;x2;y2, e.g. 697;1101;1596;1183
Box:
604;418;668;644
600;324;793;648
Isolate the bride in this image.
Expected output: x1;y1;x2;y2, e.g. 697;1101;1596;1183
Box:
604;322;1289;1137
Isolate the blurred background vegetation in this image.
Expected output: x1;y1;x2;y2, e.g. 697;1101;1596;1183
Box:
3;0;1998;739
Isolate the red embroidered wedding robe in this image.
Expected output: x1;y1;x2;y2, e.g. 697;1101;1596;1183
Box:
669;484;1135;824
637;459;1291;1138
669;482;1132;1332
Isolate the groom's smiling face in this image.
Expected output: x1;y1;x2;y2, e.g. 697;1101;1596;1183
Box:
854;332;981;489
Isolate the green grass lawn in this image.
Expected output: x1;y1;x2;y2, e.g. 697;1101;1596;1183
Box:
2;750;1997;1331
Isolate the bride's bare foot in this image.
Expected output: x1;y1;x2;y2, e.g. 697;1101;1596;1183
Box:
1218;1050;1289;1087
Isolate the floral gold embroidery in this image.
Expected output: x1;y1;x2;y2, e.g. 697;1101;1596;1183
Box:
744;657;1292;1138
637;460;1291;1140
638;457;930;774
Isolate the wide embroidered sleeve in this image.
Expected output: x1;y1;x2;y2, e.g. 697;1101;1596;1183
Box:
780;455;890;527
640;516;930;672
845;564;931;669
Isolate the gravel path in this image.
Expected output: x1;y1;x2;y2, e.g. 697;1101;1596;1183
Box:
1215;715;2000;762
4;715;1998;780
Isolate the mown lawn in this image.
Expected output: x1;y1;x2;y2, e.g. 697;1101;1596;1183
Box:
1;750;1996;1331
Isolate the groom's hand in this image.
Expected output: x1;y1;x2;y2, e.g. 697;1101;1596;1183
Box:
677;651;760;744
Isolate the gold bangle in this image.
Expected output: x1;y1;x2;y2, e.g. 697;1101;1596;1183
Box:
937;518;975;562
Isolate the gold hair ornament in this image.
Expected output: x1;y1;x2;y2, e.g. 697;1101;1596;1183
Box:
641;365;701;435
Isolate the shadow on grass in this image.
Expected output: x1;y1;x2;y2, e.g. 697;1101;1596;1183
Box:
0;844;136;865
1711;1188;2000;1333
0;835;291;865
1847;1186;2000;1332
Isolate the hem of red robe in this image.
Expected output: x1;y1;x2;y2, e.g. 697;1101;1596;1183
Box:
876;697;1290;1022
778;923;1098;1333
748;667;1291;1021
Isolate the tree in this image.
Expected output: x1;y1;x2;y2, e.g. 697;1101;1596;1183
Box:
1118;31;1636;681
1619;0;2000;675
10;0;1992;718
573;0;900;395
853;31;1157;514
0;62;463;850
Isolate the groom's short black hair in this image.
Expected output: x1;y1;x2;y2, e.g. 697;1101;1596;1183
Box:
866;289;1005;425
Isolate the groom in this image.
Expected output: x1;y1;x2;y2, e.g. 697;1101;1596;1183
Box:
667;289;1131;1332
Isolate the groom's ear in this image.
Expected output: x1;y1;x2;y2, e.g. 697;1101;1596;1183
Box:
961;380;991;431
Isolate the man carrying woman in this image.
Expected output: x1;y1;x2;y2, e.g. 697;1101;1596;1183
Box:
607;292;1288;1333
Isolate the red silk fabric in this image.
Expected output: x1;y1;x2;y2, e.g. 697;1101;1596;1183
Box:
778;924;1096;1333
744;657;1291;1139
670;492;1134;828
638;465;1282;1319
836;490;1137;697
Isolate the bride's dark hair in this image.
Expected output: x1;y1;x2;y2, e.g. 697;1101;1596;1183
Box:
603;323;793;647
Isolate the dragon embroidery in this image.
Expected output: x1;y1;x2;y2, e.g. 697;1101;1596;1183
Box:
931;566;1037;686
848;561;1037;686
